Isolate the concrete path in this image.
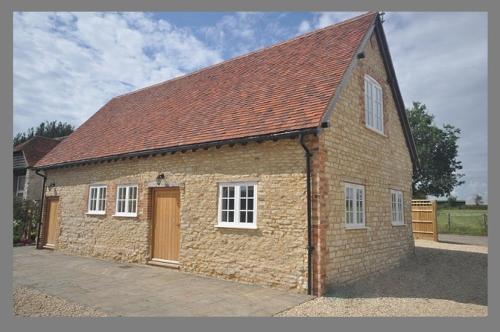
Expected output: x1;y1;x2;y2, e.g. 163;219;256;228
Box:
438;234;488;247
13;247;312;316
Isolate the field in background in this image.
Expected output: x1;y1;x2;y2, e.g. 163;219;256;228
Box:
437;209;488;236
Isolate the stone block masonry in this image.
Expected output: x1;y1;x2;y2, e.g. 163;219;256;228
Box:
43;139;310;293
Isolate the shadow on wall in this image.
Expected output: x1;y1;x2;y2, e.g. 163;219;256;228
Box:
327;246;487;306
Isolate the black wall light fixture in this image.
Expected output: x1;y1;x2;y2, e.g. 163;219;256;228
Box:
156;173;165;185
48;181;56;191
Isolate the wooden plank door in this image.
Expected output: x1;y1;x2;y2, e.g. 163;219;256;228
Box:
152;188;181;262
44;198;60;247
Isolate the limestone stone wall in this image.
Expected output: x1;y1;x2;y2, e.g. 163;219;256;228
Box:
44;139;309;292
319;32;415;288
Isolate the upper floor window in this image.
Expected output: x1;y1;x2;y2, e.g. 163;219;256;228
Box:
218;182;257;229
88;185;107;214
391;190;404;225
364;75;384;134
115;185;138;217
16;175;25;198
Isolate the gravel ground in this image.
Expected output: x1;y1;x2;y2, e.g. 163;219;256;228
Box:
13;286;109;317
276;296;487;317
422;240;488;254
278;240;487;317
438;234;488;247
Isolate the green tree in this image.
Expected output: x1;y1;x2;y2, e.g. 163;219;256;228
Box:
407;102;464;198
474;194;484;206
14;120;74;146
447;194;458;207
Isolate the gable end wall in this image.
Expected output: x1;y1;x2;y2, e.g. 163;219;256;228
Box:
318;32;415;289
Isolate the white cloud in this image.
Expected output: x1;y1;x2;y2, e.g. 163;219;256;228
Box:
296;11;365;35
315;11;365;28
201;13;261;56
13;12;222;134
382;12;488;201
297;20;312;34
200;12;292;58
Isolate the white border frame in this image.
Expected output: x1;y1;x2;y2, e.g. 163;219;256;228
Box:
114;185;138;217
344;182;366;229
87;184;107;215
216;181;257;229
364;74;384;135
390;189;405;225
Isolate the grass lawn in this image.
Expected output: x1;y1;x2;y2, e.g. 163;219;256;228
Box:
437;209;488;236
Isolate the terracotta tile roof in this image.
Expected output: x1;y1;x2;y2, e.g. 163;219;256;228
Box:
36;12;378;168
14;136;62;167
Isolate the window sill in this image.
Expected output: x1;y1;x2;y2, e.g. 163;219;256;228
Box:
365;125;387;137
215;224;257;230
392;223;406;227
113;214;138;218
86;212;106;216
345;225;369;230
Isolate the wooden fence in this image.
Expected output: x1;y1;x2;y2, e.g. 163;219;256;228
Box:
411;200;438;241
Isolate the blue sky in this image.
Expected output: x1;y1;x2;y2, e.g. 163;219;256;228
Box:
13;12;487;202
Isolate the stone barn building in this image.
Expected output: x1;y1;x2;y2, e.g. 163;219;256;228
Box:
35;12;418;296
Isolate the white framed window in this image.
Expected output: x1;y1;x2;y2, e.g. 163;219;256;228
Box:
217;182;257;229
364;74;384;134
88;185;107;214
391;190;404;225
115;185;138;217
16;175;26;198
345;183;365;228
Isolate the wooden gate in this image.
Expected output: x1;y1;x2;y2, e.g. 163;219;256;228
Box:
411;200;438;241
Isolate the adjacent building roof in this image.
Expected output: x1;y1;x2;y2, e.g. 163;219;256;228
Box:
36;12;418;169
14;136;62;168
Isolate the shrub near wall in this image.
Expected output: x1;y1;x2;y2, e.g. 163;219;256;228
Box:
13;198;40;245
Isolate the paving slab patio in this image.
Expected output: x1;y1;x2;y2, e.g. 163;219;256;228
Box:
13;246;312;316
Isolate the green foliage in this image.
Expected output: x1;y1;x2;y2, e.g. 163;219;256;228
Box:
14;120;74;146
407;102;464;198
437;209;488;236
447;195;458;207
13;198;40;244
474;194;484;206
438;203;487;210
459;204;488;210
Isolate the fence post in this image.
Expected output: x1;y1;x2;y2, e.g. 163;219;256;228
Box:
432;200;438;241
448;212;451;232
483;214;488;235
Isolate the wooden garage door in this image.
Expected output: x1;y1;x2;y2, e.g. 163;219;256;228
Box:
44;198;60;247
152;188;181;262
